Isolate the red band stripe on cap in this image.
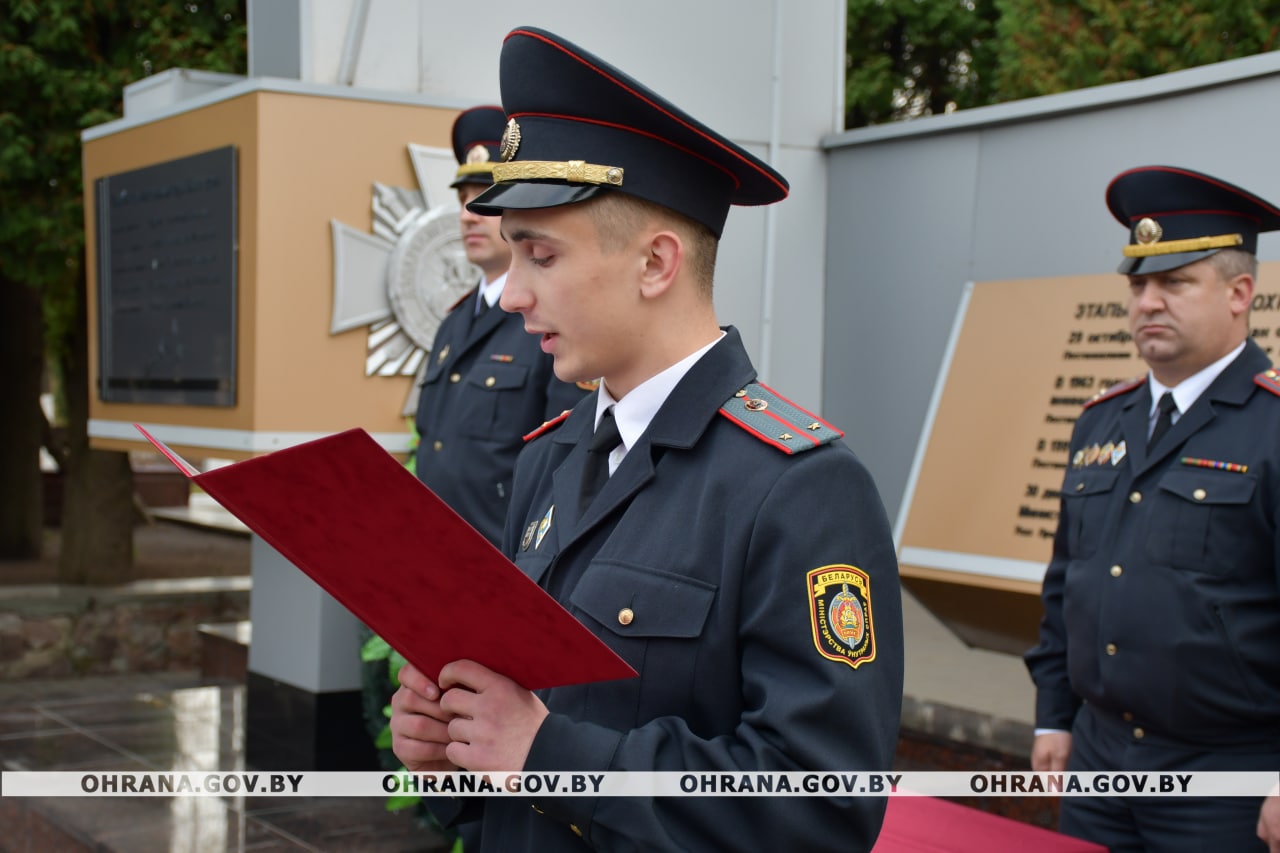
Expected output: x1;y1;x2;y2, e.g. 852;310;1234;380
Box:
510;111;741;189
1109;165;1280;218
508;28;788;199
1127;209;1262;226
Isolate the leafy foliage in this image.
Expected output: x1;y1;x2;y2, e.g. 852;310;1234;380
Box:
0;0;246;570
846;0;1001;127
1;0;247;357
991;0;1280;100
845;0;1280;127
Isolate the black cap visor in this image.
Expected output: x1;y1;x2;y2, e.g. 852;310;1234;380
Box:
450;173;495;190
1117;248;1221;276
467;181;609;216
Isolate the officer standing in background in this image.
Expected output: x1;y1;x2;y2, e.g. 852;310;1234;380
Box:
1027;165;1280;851
415;105;590;547
390;26;903;852
368;106;589;851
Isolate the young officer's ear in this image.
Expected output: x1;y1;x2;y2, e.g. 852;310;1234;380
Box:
638;230;683;301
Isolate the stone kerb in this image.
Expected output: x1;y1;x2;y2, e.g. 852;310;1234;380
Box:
0;578;250;679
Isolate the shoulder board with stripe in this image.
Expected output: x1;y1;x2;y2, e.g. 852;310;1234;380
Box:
447;286;479;314
718;382;843;454
523;410;571;442
1083;376;1144;410
1254;367;1280;397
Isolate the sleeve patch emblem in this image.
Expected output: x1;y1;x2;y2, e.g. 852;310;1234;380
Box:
807;565;876;669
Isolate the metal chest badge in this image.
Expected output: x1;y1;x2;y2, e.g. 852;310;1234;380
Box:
535;504;554;550
807;565;876;669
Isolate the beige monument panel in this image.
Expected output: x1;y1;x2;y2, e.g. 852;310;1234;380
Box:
898;267;1280;653
85;89;458;461
85;94;261;454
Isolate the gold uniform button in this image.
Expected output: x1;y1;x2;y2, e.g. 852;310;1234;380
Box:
570;824;583;837
1129;491;1142;504
1193;488;1207;501
618;608;634;626
1110;565;1123;577
485;376;496;388
1075;482;1086;492
1122;712;1134;722
1105;643;1117;656
1133;727;1145;739
450;372;462;383
433;440;444;452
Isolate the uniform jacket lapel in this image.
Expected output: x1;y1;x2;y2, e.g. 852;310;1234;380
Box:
1119;384;1152;473
1131;339;1270;477
553;327;758;547
465;294;507;346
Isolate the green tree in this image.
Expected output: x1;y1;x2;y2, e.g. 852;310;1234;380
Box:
0;0;246;578
992;0;1280;100
845;0;1002;127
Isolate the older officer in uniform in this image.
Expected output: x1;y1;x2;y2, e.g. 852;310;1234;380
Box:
1027;165;1280;851
414;105;589;547
390;26;904;853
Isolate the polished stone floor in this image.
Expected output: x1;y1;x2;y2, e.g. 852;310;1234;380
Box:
0;671;448;852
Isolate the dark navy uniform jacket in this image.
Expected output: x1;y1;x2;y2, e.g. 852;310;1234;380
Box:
1027;339;1280;749
414;288;587;546
432;327;904;852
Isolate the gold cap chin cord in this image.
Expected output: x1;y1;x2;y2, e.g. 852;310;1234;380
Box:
492;160;624;186
1123;233;1243;257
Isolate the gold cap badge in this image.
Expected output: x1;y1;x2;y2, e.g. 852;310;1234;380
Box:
500;118;521;162
1134;217;1163;244
465;144;490;165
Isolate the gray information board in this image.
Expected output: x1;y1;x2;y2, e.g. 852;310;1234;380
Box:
96;146;238;406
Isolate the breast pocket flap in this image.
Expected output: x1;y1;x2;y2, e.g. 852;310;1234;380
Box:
1158;468;1256;505
570;562;716;639
1063;468;1120;497
467;362;529;391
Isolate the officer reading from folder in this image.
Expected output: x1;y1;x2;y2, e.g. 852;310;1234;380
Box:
1027;165;1280;852
390;25;904;853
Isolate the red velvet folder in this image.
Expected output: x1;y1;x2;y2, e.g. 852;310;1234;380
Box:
135;424;637;691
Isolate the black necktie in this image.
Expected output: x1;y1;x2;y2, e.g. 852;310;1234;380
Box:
475;294;490;317
1148;391;1177;449
579;407;622;516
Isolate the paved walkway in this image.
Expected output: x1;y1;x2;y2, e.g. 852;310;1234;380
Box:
0;501;1042;850
0;672;448;852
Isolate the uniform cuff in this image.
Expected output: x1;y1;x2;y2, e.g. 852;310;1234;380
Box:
520;712;623;842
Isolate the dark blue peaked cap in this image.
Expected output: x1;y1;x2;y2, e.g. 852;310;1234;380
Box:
1107;165;1280;275
467;26;789;238
450;105;507;189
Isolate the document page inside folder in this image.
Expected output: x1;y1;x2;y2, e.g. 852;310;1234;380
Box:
134;424;637;691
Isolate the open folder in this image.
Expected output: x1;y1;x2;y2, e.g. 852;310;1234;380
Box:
135;424;637;691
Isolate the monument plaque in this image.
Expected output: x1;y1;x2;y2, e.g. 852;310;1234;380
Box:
95;146;237;406
895;270;1280;653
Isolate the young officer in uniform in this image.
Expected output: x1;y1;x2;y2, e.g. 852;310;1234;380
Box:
1026;165;1280;851
414;105;589;547
391;26;904;853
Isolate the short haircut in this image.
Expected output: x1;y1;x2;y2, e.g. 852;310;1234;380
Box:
1208;247;1258;282
587;191;719;296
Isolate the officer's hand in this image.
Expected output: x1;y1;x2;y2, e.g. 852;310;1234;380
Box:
438;659;549;773
390;662;459;772
1031;731;1072;771
1258;794;1280;851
